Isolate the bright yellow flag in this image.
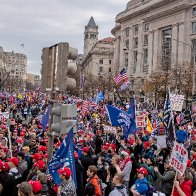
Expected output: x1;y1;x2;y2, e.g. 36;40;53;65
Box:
147;116;153;133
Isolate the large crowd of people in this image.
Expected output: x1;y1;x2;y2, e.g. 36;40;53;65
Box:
0;92;195;196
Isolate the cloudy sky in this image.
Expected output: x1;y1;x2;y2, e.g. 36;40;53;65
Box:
0;0;128;75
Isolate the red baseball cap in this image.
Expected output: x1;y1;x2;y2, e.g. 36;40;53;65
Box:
110;144;116;151
57;167;71;178
136;167;148;176
143;141;150;149
1;125;6;129
31;153;42;160
43;153;48;158
74;151;78;159
20;132;25;136
15;139;23;144
28;180;42;194
33;160;46;170
38;146;47;152
102;145;108;150
187;159;192;167
82;147;89;153
7;157;19;166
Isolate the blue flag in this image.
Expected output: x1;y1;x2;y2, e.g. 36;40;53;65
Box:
106;105;131;132
96;91;104;103
48;128;77;186
40;107;50;130
127;98;136;135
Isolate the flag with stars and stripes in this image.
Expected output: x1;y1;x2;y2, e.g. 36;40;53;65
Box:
114;68;128;85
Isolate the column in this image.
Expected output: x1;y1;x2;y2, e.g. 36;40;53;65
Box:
148;31;154;75
171;24;179;67
177;23;185;65
152;30;159;70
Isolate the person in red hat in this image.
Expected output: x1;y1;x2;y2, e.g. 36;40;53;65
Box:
28;180;43;196
7;157;22;185
37;146;47;156
142;141;155;161
57;167;77;196
80;147;94;185
0;160;16;195
131;167;149;196
31;153;42;163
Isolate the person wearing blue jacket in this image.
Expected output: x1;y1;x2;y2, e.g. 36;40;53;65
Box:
176;126;188;144
131;167;149;196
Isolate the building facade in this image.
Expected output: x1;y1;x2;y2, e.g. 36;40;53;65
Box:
4;51;27;80
112;0;196;92
26;73;40;86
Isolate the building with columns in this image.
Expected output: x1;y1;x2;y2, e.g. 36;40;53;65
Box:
80;17;115;98
112;0;196;92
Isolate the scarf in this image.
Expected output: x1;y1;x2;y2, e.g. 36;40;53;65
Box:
120;157;131;171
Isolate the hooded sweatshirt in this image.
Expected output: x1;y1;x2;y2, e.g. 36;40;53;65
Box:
172;180;192;196
109;185;128;196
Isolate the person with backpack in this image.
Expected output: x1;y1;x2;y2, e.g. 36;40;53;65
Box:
130;167;149;196
109;173;128;196
86;165;102;196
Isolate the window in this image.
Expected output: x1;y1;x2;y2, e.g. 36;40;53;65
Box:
193;8;196;17
134;25;138;35
125;28;129;37
133;51;138;73
144;23;149;32
162;28;172;69
99;67;103;72
144;35;148;46
133;37;138;48
143;49;148;73
90;34;94;39
125;39;129;49
99;59;103;64
109;60;112;64
192;22;196;34
109;67;112;72
125;52;128;68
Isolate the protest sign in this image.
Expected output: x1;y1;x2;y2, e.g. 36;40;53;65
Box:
169;141;188;176
156;135;167;149
0;112;9;120
136;115;146;127
170;94;184;112
104;125;116;133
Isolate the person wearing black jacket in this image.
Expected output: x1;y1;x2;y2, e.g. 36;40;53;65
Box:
80;147;94;186
74;151;84;196
94;130;103;155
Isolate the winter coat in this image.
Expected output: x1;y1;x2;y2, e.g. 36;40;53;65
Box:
87;175;102;196
109;185;128;196
172;180;192;196
155;168;176;195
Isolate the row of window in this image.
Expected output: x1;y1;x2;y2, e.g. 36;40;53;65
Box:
99;67;112;73
99;59;112;64
125;23;149;37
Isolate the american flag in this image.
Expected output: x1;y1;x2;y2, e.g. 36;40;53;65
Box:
90;101;97;107
82;101;89;113
114;68;128;85
163;93;172;128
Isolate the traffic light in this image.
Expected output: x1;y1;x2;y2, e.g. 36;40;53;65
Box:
56;42;78;92
51;103;77;136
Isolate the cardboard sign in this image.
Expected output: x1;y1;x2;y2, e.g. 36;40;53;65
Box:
0;112;9;120
156;135;167;149
170;94;184;112
136;115;145;127
169;141;188;176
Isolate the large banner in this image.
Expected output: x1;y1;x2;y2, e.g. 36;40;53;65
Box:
136;111;147;128
170;94;184;112
169;141;188;176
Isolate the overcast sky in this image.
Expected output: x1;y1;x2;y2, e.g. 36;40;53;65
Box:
0;0;128;75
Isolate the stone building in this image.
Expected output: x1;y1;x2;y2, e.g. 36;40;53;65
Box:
81;17;115;98
26;73;40;86
4;51;27;80
112;0;196;93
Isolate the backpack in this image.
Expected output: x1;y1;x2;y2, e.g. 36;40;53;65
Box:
141;182;154;196
98;178;107;196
